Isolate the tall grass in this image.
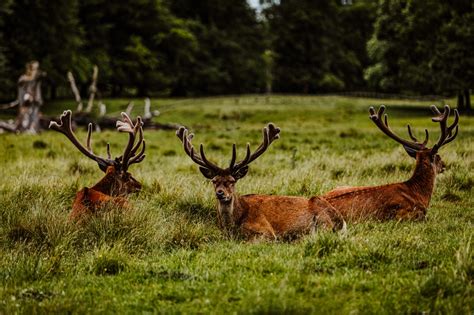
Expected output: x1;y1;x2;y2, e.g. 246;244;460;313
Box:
0;96;472;313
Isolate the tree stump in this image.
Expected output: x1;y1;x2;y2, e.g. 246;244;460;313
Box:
15;61;45;133
0;60;46;134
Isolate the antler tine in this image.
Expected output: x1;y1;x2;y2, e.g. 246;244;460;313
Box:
199;144;221;171
431;105;459;154
407;125;429;146
407;125;417;142
176;127;221;172
422;129;429;146
117;113;146;171
433;105;449;151
443;125;459;146
447;108;459;134
432;105;450;122
267;123;281;141
369;105;425;151
86;123;93;151
126;118;146;168
117;112;136;148
430;104;443;118
129;117;144;156
229;144;237;170
231;123;280;172
189;146;208;168
49;110;111;168
176;128;195;160
127;140;146;166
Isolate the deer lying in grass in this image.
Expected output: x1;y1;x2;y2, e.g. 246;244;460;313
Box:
322;105;459;222
49;110;145;221
177;124;345;240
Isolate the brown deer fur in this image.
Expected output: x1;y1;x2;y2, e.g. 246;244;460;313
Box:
177;124;345;240
69;165;140;221
50;110;145;221
322;105;459;222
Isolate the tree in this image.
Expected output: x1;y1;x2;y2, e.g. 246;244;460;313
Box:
0;0;13;100
264;0;376;93
169;0;266;95
365;0;473;111
78;0;197;97
4;0;86;99
433;2;473;112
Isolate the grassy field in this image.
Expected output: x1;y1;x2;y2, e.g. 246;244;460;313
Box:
0;95;472;314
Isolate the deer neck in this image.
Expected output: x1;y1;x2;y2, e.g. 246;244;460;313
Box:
405;154;436;206
91;173;119;196
217;193;246;231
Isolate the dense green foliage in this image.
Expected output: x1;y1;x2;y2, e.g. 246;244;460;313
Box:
4;0;84;98
1;0;471;100
169;0;266;95
0;96;472;313
264;0;376;93
0;0;266;99
366;0;473;109
0;0;13;91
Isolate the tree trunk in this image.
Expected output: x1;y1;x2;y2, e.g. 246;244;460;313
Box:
464;89;471;113
14;61;45;133
15;105;41;133
137;85;148;97
50;84;57;100
457;90;465;111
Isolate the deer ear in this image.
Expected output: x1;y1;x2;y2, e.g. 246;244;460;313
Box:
199;167;216;179
233;166;249;180
403;145;417;159
97;161;109;172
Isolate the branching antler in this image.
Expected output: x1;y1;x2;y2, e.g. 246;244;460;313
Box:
369;106;428;151
50;110;146;172
370;105;460;155
49;110;114;170
231;123;280;173
116;112;146;172
430;105;459;155
176;127;221;173
176;123;280;177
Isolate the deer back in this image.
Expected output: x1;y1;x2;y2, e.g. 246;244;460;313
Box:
322;105;459;222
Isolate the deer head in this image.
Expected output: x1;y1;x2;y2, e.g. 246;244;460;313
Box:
369;105;459;174
49;110;146;196
176;124;280;203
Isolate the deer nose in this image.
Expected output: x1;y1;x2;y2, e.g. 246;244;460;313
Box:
216;190;225;198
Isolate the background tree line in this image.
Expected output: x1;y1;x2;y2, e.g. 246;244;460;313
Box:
0;0;472;109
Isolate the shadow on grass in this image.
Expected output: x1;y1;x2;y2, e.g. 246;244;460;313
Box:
175;199;215;223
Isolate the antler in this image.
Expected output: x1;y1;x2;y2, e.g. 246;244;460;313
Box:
369;106;428;151
116;112;146;172
49;110;114;170
230;123;281;173
430;105;459;155
176;127;222;173
177;123;280;176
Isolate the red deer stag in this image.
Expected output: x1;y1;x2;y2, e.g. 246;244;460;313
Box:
177;124;345;240
49;110;145;221
322;105;459;222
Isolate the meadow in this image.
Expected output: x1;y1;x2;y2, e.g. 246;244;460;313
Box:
0;95;472;314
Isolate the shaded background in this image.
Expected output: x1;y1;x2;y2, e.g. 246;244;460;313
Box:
0;0;472;107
